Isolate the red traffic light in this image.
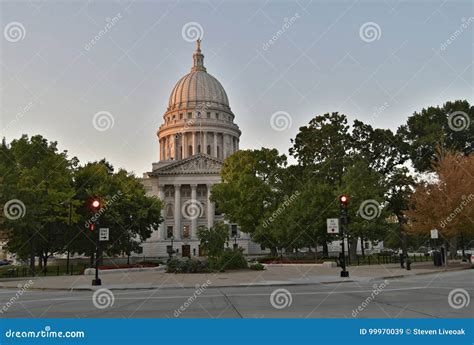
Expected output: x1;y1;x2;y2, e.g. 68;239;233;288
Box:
90;198;101;211
89;223;95;231
339;195;349;204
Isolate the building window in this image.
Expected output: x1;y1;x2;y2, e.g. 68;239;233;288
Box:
215;113;219;120
183;225;190;238
188;145;193;156
207;145;211;155
182;186;191;197
167;226;173;238
197;186;206;197
166;204;174;218
165;186;174;197
187;112;192;119
179;113;183;120
364;242;370;249
217;146;220;158
197;145;201;153
207;112;211;118
231;224;238;238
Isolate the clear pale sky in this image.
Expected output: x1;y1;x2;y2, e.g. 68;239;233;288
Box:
1;0;472;175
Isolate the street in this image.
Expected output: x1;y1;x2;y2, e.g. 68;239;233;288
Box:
0;270;471;318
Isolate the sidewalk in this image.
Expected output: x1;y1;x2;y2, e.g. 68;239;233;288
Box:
0;261;469;291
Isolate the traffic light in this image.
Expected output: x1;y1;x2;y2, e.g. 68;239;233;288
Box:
90;198;101;212
89;223;95;231
339;194;349;206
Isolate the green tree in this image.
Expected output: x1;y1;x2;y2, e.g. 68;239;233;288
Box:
0;135;77;272
211;148;287;254
340;158;390;260
197;221;229;259
397;100;473;172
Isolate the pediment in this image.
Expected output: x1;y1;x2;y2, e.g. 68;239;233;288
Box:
153;154;223;175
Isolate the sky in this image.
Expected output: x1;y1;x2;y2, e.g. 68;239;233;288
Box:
1;0;473;175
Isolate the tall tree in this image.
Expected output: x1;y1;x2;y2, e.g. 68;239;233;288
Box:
397;100;473;172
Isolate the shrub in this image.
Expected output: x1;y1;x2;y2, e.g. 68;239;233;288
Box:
166;258;210;273
215;249;248;271
249;262;265;271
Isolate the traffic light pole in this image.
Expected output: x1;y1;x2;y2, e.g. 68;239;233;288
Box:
339;196;349;278
92;219;102;286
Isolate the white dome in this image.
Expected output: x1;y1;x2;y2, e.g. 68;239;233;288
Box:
168;70;229;109
167;40;230;110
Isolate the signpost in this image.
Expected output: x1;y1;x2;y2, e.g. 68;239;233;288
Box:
326;218;340;234
99;228;110;242
430;229;438;239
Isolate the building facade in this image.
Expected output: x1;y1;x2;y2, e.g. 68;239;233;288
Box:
141;40;262;258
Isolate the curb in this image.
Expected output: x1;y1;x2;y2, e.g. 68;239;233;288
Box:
0;266;469;292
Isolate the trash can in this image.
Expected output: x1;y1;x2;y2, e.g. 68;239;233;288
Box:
433;251;442;266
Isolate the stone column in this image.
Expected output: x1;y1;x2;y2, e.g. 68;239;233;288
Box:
213;132;218;158
158;185;165;239
207;184;214;228
192;132;196;156
190;184;197;239
174;184;181;239
174;135;179;160
203;131;207;155
223;134;228;158
183;132;188;159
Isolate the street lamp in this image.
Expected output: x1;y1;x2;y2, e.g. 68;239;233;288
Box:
168;235;175;261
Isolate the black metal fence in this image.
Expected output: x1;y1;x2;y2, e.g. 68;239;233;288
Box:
1;264;89;278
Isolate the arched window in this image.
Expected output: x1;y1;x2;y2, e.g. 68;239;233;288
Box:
166;204;174;218
207;145;211;155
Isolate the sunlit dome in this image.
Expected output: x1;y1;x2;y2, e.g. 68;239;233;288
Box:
167;39;230;110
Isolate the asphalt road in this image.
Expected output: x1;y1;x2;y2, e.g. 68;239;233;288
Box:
0;270;472;318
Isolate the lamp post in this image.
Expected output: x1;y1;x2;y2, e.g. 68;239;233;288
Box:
168;235;175;261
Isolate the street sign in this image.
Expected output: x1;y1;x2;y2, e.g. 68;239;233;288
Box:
430;229;439;239
99;228;109;241
326;218;340;234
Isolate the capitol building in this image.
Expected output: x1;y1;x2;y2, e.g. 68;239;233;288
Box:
141;40;262;258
